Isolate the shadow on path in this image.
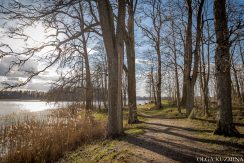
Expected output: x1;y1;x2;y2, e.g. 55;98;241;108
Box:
125;135;200;163
141;126;244;149
194;118;244;127
144;135;212;154
143;121;213;133
138;113;186;120
123;111;244;162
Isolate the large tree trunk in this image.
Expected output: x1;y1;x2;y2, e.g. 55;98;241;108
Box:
184;0;193;115
97;0;125;137
116;0;126;135
125;1;139;124
213;0;240;137
186;0;204;117
181;78;187;107
181;0;192;108
186;85;194;116
126;43;138;123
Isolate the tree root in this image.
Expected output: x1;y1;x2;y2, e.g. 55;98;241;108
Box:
213;122;240;137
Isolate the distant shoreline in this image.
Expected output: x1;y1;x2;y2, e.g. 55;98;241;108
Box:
0;99;43;102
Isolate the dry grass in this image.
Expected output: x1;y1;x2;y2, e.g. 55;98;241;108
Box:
0;107;106;163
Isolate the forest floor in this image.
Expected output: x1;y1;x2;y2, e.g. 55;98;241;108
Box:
58;102;244;163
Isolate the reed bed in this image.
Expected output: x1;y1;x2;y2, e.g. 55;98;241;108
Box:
0;107;106;163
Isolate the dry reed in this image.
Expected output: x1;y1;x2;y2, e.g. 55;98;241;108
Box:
0;107;106;163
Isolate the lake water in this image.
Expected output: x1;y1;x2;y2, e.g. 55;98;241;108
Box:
0;100;65;115
0;100;148;116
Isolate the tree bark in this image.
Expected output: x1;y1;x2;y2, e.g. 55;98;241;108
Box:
151;67;157;104
171;20;181;113
156;42;162;109
200;23;209;117
103;67;108;110
184;0;193;116
83;38;93;111
213;0;240;137
116;0;126;134
186;0;204;117
125;0;139;123
97;0;125;137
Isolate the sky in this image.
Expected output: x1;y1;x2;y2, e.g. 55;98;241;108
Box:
0;23;60;91
0;19;147;95
0;0;149;96
1;0;241;96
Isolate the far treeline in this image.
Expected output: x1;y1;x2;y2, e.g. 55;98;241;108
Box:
0;90;45;100
0;89;151;101
0;0;243;137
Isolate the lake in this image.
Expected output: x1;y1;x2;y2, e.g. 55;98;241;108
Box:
0;100;64;115
0;100;149;116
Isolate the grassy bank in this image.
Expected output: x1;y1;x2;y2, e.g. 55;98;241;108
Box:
58;101;244;162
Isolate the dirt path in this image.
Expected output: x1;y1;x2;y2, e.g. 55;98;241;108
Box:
59;113;244;163
122;115;244;163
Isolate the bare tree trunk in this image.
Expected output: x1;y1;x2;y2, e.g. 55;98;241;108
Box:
184;0;193;115
174;56;181;113
156;43;162;109
103;54;108;110
79;2;93;112
181;78;187;107
81;57;85;105
103;69;108;110
99;87;102;111
116;0;126;134
233;66;243;107
97;0;125;137
124;0;139;124
82;36;93;111
123;86;127;106
200;25;209;117
205;18;211;116
151;67;157;104
186;0;204;117
125;28;139;123
213;0;240;137
200;54;204;104
171;20;181;113
149;78;152;102
122;66;128;107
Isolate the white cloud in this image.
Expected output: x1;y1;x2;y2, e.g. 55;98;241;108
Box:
0;56;58;91
0;56;38;77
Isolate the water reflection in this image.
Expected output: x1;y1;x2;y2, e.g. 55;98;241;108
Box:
0;100;149;116
0;100;65;115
